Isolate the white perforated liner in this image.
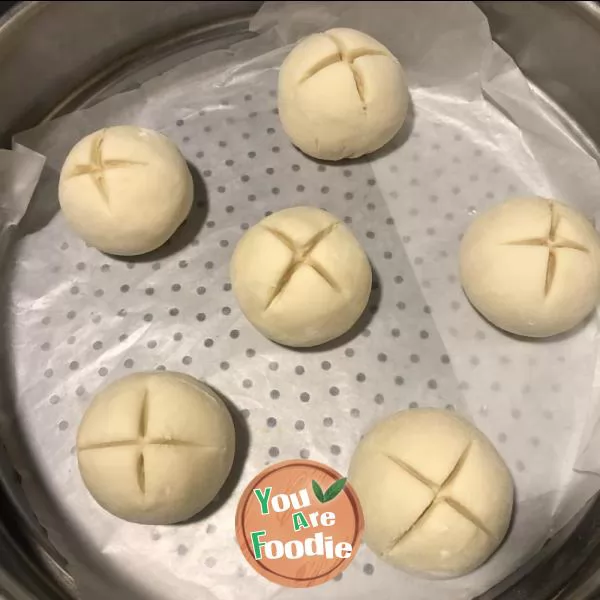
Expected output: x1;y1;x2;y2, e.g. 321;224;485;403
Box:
4;2;600;600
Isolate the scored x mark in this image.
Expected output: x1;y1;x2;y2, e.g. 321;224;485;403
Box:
300;32;390;106
383;442;496;555
503;202;589;296
67;129;147;204
263;222;340;310
78;391;216;494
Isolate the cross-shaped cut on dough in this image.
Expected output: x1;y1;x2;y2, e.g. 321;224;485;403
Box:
503;201;590;296
262;222;341;310
300;32;390;106
78;388;216;494
383;441;494;554
67;129;147;204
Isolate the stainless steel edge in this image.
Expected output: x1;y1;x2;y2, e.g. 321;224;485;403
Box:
0;1;263;146
477;0;600;154
1;1;600;599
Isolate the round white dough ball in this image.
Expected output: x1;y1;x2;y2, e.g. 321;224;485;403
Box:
460;196;600;337
278;27;409;160
349;408;513;578
59;126;193;256
231;206;372;347
76;372;235;525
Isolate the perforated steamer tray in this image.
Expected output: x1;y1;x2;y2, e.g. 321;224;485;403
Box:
3;2;600;600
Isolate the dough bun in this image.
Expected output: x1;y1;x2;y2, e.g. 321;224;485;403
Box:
349;408;513;578
460;196;600;337
278;28;409;160
77;372;235;525
231;206;372;347
59;126;193;256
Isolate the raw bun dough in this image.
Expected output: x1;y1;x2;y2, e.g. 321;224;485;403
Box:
460;196;600;337
231;206;372;347
349;408;513;578
59;126;193;256
278;28;409;160
76;372;235;525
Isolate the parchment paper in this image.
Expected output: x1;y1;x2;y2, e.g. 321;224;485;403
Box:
3;2;600;600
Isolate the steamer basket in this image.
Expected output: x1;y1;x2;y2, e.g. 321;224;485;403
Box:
0;2;599;599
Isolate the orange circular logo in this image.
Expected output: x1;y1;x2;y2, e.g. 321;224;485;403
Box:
235;460;364;587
